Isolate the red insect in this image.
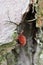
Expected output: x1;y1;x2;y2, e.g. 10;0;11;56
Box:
17;33;26;46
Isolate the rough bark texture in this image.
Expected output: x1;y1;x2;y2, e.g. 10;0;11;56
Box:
0;0;43;65
11;4;37;65
0;0;29;44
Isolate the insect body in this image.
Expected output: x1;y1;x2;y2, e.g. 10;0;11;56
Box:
17;33;26;46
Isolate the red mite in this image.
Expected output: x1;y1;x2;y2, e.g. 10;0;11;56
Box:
17;33;26;46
